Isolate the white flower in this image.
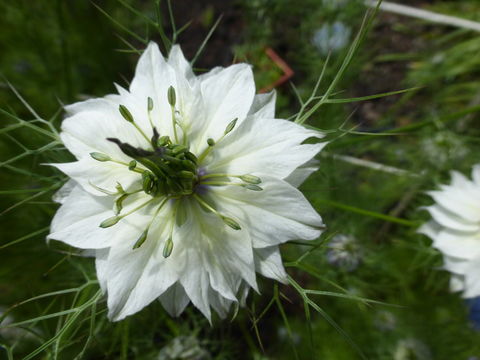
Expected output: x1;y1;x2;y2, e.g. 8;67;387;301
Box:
48;43;326;321
312;21;351;55
393;338;431;360
326;234;362;271
419;167;480;298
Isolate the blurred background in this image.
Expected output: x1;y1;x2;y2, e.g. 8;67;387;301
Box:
1;0;480;359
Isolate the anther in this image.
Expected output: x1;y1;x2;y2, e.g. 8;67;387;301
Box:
133;229;148;249
99;216;120;228
222;216;241;230
239;174;262;184
167;86;176;107
119;104;134;123
90;152;111;162
163;237;174;258
207;138;215;147
224;118;238;135
242;184;263;191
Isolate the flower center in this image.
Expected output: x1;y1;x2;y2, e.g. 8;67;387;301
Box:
90;87;263;255
107;133;198;198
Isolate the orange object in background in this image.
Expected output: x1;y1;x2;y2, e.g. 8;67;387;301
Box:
259;48;294;93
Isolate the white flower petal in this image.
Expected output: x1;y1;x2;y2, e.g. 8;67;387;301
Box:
425;204;480;232
207;116;325;180
443;255;470;275
129;42;178;137
212;176;324;248
207;287;235;319
51;158;140;196
48;186;126;249
105;213;178;321
95;248;110;293
178;202;257;303
463;260;480;298
179;247;212;321
434;229;480;260
190;64;255;153
449;274;465;293
428;187;480;222
248;91;276;118
418;220;441;239
254;247;288;284
62;98;147;160
52;180;77;204
285;159;320;187
158;283;190;317
472;165;480;186
168;45;195;82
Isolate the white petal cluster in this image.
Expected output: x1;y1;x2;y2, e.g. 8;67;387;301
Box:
48;43;326;321
420;167;480;298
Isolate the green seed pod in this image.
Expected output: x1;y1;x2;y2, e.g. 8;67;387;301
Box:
90;152;111;162
239;174;262;184
99;216;120;228
133;229;148;249
222;216;241;230
119;104;134;123
163;237;174;258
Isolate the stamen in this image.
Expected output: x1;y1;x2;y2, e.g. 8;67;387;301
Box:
224;118;238;135
114;189;143;215
163;237;174;258
90;152;111;162
196;118;238;163
147;97;154;129
167;86;179;143
132;196;170;249
193;194;241;230
199;173;262;184
133;229;148;249
118;104;151;144
200;181;263;191
162;199;180;257
239;175;262;184
99;197;155;228
91;152;145;174
88;181;117;195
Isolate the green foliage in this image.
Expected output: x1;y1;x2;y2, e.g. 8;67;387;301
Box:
1;0;480;359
